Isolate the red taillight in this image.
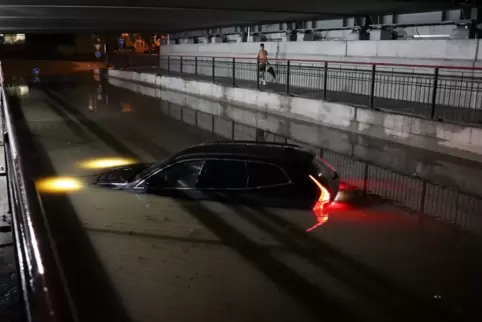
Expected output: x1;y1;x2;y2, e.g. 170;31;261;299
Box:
309;175;331;210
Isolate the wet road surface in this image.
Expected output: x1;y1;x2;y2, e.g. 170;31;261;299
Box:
8;75;482;322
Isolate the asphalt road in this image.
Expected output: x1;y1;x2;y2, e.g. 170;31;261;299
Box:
8;75;482;322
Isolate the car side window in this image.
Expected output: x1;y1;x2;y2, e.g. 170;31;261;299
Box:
197;160;248;189
145;160;204;189
246;162;289;188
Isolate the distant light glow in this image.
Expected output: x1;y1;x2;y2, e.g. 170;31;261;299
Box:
18;85;29;96
3;33;25;44
80;157;136;169
36;177;83;193
335;190;347;202
413;34;449;39
122;103;132;113
6;85;29;97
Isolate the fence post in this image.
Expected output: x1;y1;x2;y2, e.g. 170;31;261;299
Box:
369;64;376;109
232;58;236;87
167;56;170;75
256;59;260;90
194;56;198;78
323;61;328;100
156;53;160;76
286;60;291;95
104;43;109;67
420;181;427;214
431;68;439;119
212;57;215;83
363;163;369;195
180;56;183;78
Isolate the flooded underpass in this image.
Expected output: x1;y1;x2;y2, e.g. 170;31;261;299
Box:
7;73;482;322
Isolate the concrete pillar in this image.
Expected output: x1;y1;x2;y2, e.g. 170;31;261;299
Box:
211;36;223;43
296;32;304;42
370;29;393;40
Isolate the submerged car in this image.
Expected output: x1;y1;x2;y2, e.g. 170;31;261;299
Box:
93;141;340;210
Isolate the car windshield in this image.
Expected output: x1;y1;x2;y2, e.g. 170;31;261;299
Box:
132;156;172;182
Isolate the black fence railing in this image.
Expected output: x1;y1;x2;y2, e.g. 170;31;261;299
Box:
110;52;482;126
108;76;482;232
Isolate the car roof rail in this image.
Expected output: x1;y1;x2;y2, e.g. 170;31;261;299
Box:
202;140;301;148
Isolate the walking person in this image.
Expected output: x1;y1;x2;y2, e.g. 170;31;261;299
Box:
257;43;268;85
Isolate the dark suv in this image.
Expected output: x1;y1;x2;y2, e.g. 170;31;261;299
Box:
93;141;340;210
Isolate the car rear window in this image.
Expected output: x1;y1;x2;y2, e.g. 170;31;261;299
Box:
198;160;248;189
246;162;289;187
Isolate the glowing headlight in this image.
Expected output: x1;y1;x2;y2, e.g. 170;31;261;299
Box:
79;157;136;169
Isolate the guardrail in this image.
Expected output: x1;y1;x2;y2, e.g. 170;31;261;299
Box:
0;62;77;321
111;52;482;126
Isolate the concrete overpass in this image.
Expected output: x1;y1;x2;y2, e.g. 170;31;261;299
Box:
0;0;477;32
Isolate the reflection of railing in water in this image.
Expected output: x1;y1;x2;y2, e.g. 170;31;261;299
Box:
158;99;482;232
0;62;77;321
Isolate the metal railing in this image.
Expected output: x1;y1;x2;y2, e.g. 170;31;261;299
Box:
0;62;77;321
110;52;482;126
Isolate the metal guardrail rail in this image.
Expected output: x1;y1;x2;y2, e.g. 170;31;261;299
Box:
0;62;77;322
111;52;482;126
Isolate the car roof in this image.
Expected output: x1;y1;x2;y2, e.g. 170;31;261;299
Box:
171;141;315;165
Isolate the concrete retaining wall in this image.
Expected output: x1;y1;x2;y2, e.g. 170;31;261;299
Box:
108;69;482;163
161;39;482;67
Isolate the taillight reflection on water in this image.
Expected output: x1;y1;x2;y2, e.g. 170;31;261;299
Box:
306;208;329;232
308;175;331;210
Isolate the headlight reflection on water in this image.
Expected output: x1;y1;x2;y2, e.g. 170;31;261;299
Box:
36;177;83;193
79;157;136;169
